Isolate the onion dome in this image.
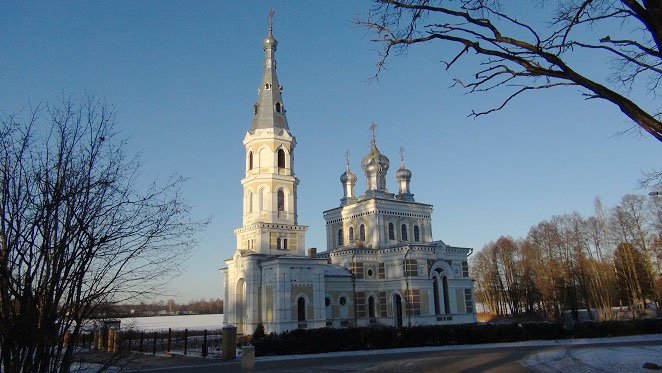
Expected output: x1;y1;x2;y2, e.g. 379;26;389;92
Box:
361;141;390;175
340;165;357;184
263;28;278;50
395;165;412;181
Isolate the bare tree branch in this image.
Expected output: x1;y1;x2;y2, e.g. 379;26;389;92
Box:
358;0;662;141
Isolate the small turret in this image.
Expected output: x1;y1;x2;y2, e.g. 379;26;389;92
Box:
395;147;415;202
340;151;357;206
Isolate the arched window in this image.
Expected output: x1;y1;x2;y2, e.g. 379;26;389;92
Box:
401;224;408;241
349;227;354;243
248;151;253;170
265;83;271;90
277;189;284;212
359;224;366;241
433;277;440;315
277;149;286;168
414;225;420;242
275;102;282;113
337;229;344;246
368;296;375;318
388;223;395;240
297;297;306;322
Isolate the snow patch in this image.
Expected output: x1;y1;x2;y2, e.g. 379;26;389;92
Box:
117;314;223;331
522;345;662;372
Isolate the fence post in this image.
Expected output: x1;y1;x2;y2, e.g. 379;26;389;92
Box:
184;329;188;355
152;332;157;355
202;329;208;357
140;331;144;353
167;328;172;353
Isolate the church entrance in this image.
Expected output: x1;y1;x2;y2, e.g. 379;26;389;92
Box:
393;294;403;327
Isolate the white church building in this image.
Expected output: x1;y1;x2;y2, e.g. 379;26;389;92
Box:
221;25;476;335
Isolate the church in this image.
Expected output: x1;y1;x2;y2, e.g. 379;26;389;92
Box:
221;24;476;335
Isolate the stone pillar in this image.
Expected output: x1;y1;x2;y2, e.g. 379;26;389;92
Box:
107;329;114;352
222;325;237;361
113;330;121;353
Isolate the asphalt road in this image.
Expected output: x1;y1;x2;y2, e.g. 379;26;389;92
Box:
115;339;661;372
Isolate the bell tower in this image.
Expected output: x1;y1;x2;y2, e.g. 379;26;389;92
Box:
234;18;308;256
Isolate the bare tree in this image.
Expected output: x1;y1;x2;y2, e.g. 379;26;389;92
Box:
359;0;662;141
0;97;205;372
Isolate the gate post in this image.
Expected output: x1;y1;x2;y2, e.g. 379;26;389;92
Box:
221;325;237;360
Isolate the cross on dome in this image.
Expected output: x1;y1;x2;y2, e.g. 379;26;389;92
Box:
369;122;377;143
268;9;275;31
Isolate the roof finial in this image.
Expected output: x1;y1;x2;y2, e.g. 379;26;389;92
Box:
344;150;350;167
369;121;377;144
268;9;275;31
399;147;405;166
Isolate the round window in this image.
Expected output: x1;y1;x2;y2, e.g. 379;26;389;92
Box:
367;269;374;277
325;297;331;307
339;297;347;306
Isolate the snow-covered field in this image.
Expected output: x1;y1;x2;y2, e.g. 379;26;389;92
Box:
117;314;224;331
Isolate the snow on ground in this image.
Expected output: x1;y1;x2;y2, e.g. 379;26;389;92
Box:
522;345;662;372
118;314;224;331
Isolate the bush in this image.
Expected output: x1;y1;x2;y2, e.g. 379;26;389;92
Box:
251;323;265;343
252;318;661;357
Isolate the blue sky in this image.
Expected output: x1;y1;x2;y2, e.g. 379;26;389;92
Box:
2;1;660;302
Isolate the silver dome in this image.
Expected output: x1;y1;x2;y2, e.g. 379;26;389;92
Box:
361;141;390;174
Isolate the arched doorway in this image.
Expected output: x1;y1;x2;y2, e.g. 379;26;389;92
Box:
393;294;403;327
236;278;246;333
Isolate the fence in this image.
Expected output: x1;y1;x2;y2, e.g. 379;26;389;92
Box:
67;328;224;357
121;329;223;357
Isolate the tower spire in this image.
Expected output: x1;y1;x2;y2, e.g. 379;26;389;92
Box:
250;10;289;132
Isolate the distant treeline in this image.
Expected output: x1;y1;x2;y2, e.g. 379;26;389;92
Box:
471;193;661;321
93;298;223;318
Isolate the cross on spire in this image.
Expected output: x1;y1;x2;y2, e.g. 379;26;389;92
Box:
399;147;405;165
344;150;350;166
268;9;275;31
369;121;377;143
